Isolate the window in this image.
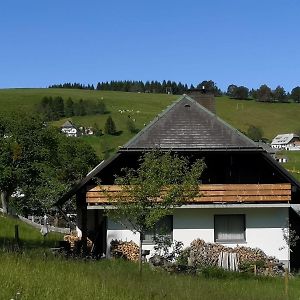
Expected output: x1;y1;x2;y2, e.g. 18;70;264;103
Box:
214;214;245;243
143;215;173;244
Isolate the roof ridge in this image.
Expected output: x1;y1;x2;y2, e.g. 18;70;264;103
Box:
121;94;261;151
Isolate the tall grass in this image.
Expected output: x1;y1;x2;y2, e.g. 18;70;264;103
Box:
1;252;299;300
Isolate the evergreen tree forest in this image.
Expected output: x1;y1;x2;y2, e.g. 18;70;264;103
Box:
36;96;107;121
48;81;300;104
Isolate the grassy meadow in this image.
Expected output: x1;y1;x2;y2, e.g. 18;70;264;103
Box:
2;251;300;300
1;88;300;175
277;151;300;181
0;214;299;300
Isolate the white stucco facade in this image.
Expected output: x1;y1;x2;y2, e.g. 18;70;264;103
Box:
105;206;289;264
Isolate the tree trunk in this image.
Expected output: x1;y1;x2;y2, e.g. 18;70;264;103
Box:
1;191;9;214
139;234;143;275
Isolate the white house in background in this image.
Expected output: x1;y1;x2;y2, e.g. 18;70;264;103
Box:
57;93;300;269
271;133;300;151
61;120;79;137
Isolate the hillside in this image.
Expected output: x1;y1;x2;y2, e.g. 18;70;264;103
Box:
0;212;62;248
1;88;300;158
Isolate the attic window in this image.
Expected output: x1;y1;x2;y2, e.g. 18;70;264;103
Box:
184;104;190;108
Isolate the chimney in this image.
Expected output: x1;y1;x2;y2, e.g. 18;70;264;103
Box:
187;87;216;114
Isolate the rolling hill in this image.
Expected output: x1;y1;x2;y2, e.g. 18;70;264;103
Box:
1;88;300;161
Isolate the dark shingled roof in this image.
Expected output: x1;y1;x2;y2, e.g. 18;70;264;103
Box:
121;95;260;151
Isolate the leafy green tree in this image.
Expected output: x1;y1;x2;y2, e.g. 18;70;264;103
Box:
246;125;264;141
106;151;205;273
0;113;98;215
291;87;300;103
104;116;117;135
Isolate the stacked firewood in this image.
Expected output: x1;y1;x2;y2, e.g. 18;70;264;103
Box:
189;239;228;267
63;233;93;251
64;234;79;249
110;240;139;261
188;239;284;275
235;246;267;264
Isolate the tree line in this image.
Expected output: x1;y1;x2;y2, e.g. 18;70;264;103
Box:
98;80;222;96
36;96;107;121
48;80;222;96
48;81;300;102
49;82;95;90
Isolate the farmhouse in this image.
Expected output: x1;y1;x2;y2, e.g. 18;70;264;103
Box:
271;133;300;151
57;92;300;269
61;120;79;137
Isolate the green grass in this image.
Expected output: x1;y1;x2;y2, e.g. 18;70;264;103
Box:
1;252;299;300
0;213;62;249
216;98;300;140
277;151;300;181
0;208;299;299
0;88;176;157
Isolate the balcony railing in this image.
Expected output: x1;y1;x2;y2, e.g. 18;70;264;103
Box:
86;183;291;205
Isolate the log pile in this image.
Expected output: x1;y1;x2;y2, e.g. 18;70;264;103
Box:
188;239;284;275
63;233;93;251
110;240;139;261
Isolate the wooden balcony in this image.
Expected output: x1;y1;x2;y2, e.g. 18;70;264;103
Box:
86;183;291;205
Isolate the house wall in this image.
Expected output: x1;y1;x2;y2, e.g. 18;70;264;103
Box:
106;207;289;265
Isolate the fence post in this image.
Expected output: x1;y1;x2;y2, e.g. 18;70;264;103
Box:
14;225;20;247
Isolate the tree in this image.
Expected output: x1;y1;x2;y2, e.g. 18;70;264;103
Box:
104;116;117;135
227;84;237;98
106;151;206;273
196;80;222;96
0;113;98;215
52;96;65;118
126;118;138;133
65;97;74;117
256;84;272;102
291;87;300;103
246;125;264;141
95;100;106;114
273;86;287;103
234;86;249;100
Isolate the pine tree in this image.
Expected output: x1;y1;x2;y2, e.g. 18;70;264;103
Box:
104;116;117;135
65;97;74;117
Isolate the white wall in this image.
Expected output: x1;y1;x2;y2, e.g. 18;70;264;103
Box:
106;207;289;262
173;207;289;262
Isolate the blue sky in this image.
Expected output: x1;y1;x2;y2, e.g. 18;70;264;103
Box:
0;0;300;91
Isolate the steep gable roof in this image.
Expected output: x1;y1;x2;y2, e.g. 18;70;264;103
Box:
62;120;76;128
121;95;260;151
